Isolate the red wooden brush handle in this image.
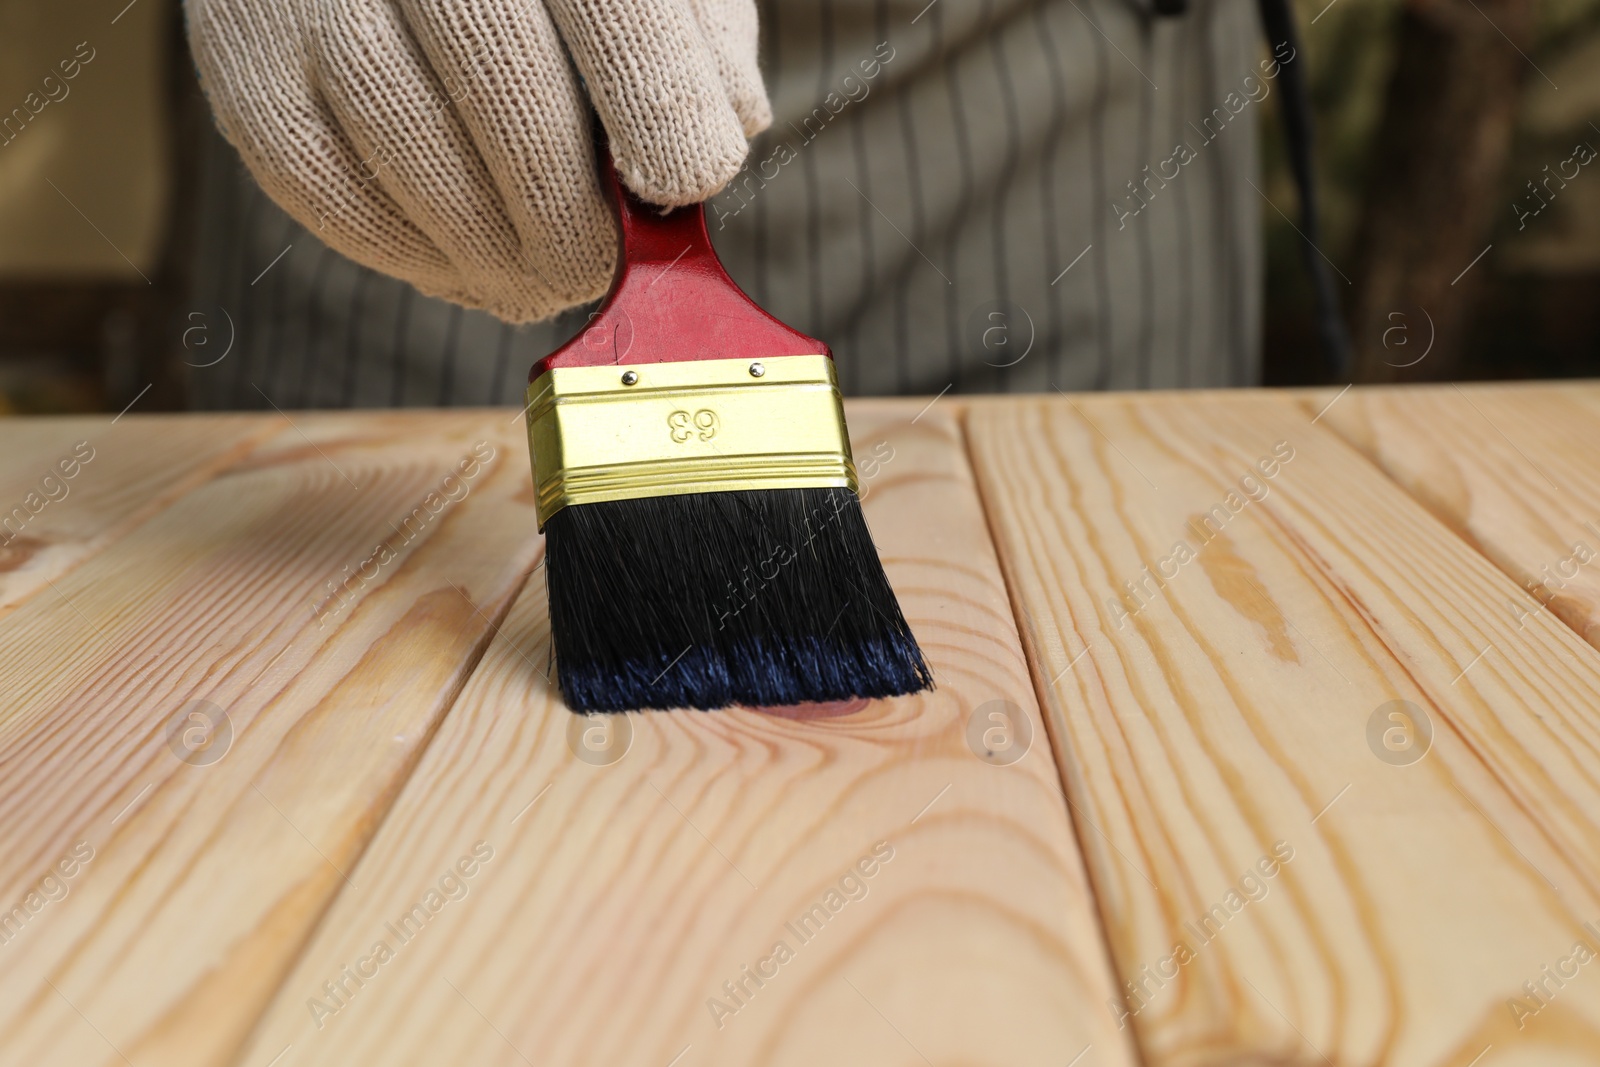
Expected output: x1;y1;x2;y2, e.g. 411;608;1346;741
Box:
530;151;828;378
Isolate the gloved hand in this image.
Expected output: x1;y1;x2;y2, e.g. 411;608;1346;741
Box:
186;0;770;322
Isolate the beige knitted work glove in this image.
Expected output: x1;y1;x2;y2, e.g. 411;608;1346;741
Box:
186;0;770;323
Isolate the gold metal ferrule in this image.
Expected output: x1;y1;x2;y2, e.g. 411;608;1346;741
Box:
524;354;858;527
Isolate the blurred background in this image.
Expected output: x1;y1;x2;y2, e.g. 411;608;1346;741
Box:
0;0;1594;413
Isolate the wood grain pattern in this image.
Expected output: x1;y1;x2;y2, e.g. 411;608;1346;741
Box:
0;414;271;617
0;411;542;1067
233;403;1137;1067
964;392;1600;1067
1316;382;1600;651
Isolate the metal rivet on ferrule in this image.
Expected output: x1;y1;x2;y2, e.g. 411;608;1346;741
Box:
748;362;765;378
620;371;639;386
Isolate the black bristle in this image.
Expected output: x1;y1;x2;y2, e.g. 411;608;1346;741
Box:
543;487;933;711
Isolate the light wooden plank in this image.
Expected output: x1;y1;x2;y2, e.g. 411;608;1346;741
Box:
0;414;271;617
1317;381;1600;651
0;410;542;1067
965;392;1600;1067
233;403;1138;1067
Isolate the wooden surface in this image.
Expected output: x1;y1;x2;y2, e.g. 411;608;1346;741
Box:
0;412;543;1066
235;404;1134;1067
966;388;1600;1067
1;386;1598;1066
1316;382;1600;651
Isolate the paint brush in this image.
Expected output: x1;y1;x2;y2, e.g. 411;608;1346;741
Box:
524;150;932;711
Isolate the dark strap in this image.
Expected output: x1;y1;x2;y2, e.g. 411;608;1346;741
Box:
1256;0;1352;378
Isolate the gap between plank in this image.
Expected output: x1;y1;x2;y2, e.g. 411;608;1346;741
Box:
954;405;1155;1067
220;547;543;1067
1305;389;1600;668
